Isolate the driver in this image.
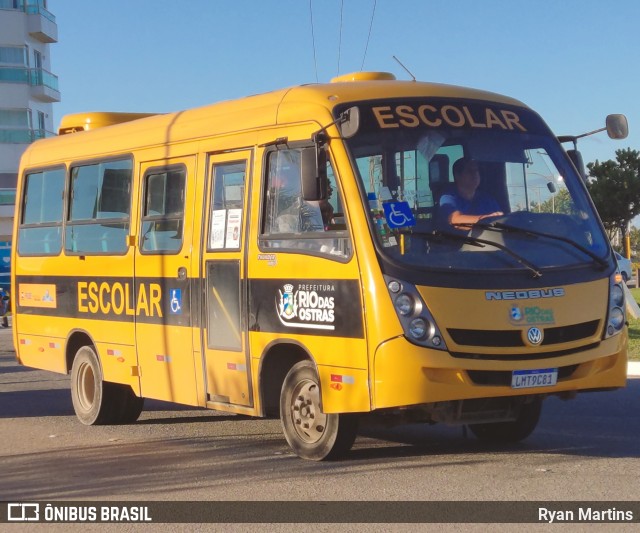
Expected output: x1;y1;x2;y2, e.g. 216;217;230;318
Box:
439;157;503;227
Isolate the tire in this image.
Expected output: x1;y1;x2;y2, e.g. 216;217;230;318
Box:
468;397;543;444
70;346;143;425
280;360;358;461
109;382;145;424
622;272;629;283
120;386;144;423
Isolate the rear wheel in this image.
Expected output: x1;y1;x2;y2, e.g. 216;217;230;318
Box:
280;360;358;461
468;397;543;443
70;346;143;425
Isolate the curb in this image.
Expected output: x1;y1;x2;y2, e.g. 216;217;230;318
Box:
628;361;640;378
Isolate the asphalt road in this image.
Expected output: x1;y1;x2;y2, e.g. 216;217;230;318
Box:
1;324;639;514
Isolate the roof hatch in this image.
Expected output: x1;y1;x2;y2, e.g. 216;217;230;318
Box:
330;72;396;83
58;112;158;135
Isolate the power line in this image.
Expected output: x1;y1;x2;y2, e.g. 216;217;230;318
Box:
309;0;318;82
337;0;344;76
360;0;377;71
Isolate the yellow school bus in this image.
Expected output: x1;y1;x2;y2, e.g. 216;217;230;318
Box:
13;72;628;460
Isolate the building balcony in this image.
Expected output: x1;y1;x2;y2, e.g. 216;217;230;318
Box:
0;127;55;144
29;68;60;102
27;6;58;43
0;67;60;102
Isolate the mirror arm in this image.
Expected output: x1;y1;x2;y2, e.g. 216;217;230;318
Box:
311;130;328;147
310;111;350;145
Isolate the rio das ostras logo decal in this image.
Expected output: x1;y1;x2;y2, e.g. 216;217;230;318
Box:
277;283;335;330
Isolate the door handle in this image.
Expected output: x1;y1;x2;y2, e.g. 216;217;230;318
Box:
177;267;187;280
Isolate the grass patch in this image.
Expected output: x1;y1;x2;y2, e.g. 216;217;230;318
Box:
627;288;640;361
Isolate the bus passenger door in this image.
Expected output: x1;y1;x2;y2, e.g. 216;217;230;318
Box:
134;157;198;405
201;152;252;407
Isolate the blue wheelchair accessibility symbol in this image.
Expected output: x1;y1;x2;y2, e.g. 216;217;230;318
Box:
382;201;416;229
170;289;182;315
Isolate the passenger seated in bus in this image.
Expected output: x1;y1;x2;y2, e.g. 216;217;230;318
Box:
438;157;503;227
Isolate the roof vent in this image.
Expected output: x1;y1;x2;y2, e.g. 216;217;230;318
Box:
58;112;157;135
330;72;396;83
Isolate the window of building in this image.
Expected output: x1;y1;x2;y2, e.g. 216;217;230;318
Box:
0;190;16;206
0;109;30;127
0;46;27;66
66;158;132;254
0;108;31;143
37;110;45;131
18;167;65;255
140;166;186;253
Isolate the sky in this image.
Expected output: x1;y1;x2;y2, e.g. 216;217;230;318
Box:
48;0;640;169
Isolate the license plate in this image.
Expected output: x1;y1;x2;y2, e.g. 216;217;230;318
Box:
511;368;558;389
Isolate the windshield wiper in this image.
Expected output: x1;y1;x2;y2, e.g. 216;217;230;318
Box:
408;229;543;278
474;221;609;270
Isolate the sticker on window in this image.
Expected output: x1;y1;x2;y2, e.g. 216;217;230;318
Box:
383;201;416;229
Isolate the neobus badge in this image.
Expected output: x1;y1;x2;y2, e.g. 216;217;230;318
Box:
277;282;336;330
485;288;565;301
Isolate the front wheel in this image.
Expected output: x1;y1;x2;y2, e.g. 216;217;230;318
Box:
468;397;543;443
280;361;358;461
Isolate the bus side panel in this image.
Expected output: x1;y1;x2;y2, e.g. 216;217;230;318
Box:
132;155;199;407
15;258;138;390
247;258;371;414
15;326;67;374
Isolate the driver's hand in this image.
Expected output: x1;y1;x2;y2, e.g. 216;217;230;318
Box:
479;211;504;220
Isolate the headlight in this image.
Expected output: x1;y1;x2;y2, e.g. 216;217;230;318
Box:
610;285;624;307
384;276;447;350
609;307;624;331
605;272;626;339
409;318;428;339
395;293;414;316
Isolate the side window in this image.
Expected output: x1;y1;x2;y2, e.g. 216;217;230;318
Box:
66;158;131;254
208;161;246;250
265;150;305;234
141;166;186;253
18;167;65;255
261;148;351;258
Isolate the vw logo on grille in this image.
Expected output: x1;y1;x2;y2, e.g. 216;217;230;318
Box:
526;327;543;346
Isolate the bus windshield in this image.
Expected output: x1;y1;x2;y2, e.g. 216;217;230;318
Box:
341;98;609;273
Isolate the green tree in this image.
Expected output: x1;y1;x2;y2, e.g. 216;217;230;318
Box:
532;188;575;215
587;148;640;242
630;225;640;257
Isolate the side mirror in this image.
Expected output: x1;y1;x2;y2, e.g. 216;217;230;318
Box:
339;106;360;138
606;114;628;140
300;147;328;201
567;149;587;182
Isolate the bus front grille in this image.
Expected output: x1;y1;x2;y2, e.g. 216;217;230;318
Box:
447;320;600;348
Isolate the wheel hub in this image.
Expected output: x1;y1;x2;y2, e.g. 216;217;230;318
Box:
77;361;96;411
290;379;328;443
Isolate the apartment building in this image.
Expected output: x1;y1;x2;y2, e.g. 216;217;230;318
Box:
0;0;59;284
